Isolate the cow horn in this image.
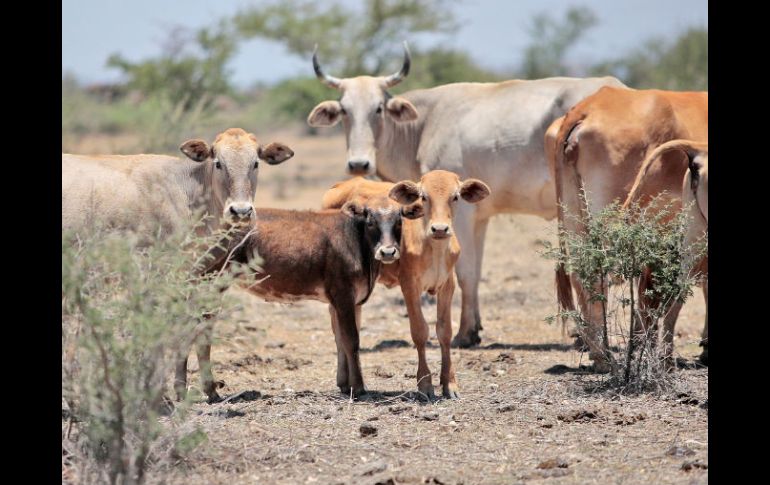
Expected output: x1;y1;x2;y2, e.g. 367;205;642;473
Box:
383;41;411;88
312;44;342;89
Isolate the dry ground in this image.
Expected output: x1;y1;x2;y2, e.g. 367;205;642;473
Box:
67;128;708;485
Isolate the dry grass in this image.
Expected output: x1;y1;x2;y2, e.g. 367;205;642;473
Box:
62;129;707;485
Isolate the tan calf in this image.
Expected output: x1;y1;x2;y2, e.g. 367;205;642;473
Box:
323;171;490;398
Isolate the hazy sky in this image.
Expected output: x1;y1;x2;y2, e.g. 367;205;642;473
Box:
62;0;707;87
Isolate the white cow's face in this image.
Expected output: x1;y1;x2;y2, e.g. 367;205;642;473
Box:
180;128;294;224
307;44;418;176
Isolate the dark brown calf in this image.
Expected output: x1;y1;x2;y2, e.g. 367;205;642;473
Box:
187;202;403;400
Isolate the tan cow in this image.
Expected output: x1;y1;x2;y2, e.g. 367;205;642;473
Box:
547;86;707;372
623;140;709;365
310;43;625;348
323;171;491;399
62;128;294;402
63;128;294;237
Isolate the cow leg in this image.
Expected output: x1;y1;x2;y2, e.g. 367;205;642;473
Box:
328;304;349;392
174;352;189;401
330;295;366;397
437;277;459;399
571;274;611;373
195;320;223;403
636;268;660;347
699;278;708;365
452;205;484;348
660;299;685;371
401;276;435;399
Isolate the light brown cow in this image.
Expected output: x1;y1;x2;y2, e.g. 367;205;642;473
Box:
623;140;709;365
323;171;491;399
62;128;294;237
547;87;707;372
62;128;294;402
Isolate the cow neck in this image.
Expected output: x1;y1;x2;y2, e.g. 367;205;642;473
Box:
375;92;428;182
353;217;381;306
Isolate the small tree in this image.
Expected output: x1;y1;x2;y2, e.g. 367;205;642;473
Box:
591;27;708;90
542;194;707;392
62;222;256;484
520;6;598;79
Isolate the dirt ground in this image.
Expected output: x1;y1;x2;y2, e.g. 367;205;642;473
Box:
70;128;709;484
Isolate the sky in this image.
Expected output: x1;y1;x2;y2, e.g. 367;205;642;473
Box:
62;0;707;88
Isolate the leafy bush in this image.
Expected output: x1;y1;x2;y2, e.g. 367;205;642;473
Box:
61;222;255;484
541;194;707;392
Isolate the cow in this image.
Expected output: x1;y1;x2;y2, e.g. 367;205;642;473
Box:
63;128;294;237
623;140;709;365
323;171;491;399
195;200;405;399
62;128;295;402
547;86;708;372
308;42;626;348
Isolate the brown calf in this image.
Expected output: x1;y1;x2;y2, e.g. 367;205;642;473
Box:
193;202;404;400
323;171;490;399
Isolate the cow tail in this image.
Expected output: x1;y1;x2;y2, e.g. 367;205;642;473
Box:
552;113;584;335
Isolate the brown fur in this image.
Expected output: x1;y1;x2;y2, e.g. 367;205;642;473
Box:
196;206;403;398
549;87;708;371
322;171;490;399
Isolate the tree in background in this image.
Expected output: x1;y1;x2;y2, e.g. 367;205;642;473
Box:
233;0;502;124
591;27;708;91
520;6;598;79
235;0;458;77
107;22;237;114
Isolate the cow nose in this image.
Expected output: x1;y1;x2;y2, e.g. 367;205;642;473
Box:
430;224;450;237
347;159;371;174
229;205;254;218
381;246;397;257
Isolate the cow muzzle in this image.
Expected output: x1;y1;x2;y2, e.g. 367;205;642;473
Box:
376;245;400;264
226;203;255;223
347;159;372;175
429;223;451;239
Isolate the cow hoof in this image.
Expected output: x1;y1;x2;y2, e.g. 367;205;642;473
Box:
591;359;611;374
442;386;460;400
451;332;481;349
206;392;224;404
572;334;589;351
698;347;708;366
418;385;436;402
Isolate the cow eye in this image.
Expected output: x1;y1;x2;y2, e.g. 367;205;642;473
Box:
253;161;259;169
421;194;427;201
453;194;459;202
340;107;347;115
215;161;222;170
376;105;383;114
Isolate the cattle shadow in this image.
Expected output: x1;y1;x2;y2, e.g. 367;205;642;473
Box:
467;342;574;352
363;340;579;353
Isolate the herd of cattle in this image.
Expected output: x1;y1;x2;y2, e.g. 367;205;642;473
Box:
61;44;708;402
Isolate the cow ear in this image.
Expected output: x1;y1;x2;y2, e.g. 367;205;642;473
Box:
385;97;418;123
401;201;424;220
308;100;343;127
180;139;212;162
341;200;367;219
389;181;421;205
459;179;491;203
258;142;295;165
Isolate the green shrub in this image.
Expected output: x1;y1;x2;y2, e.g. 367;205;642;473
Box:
541;194;707;392
61;222;255;484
